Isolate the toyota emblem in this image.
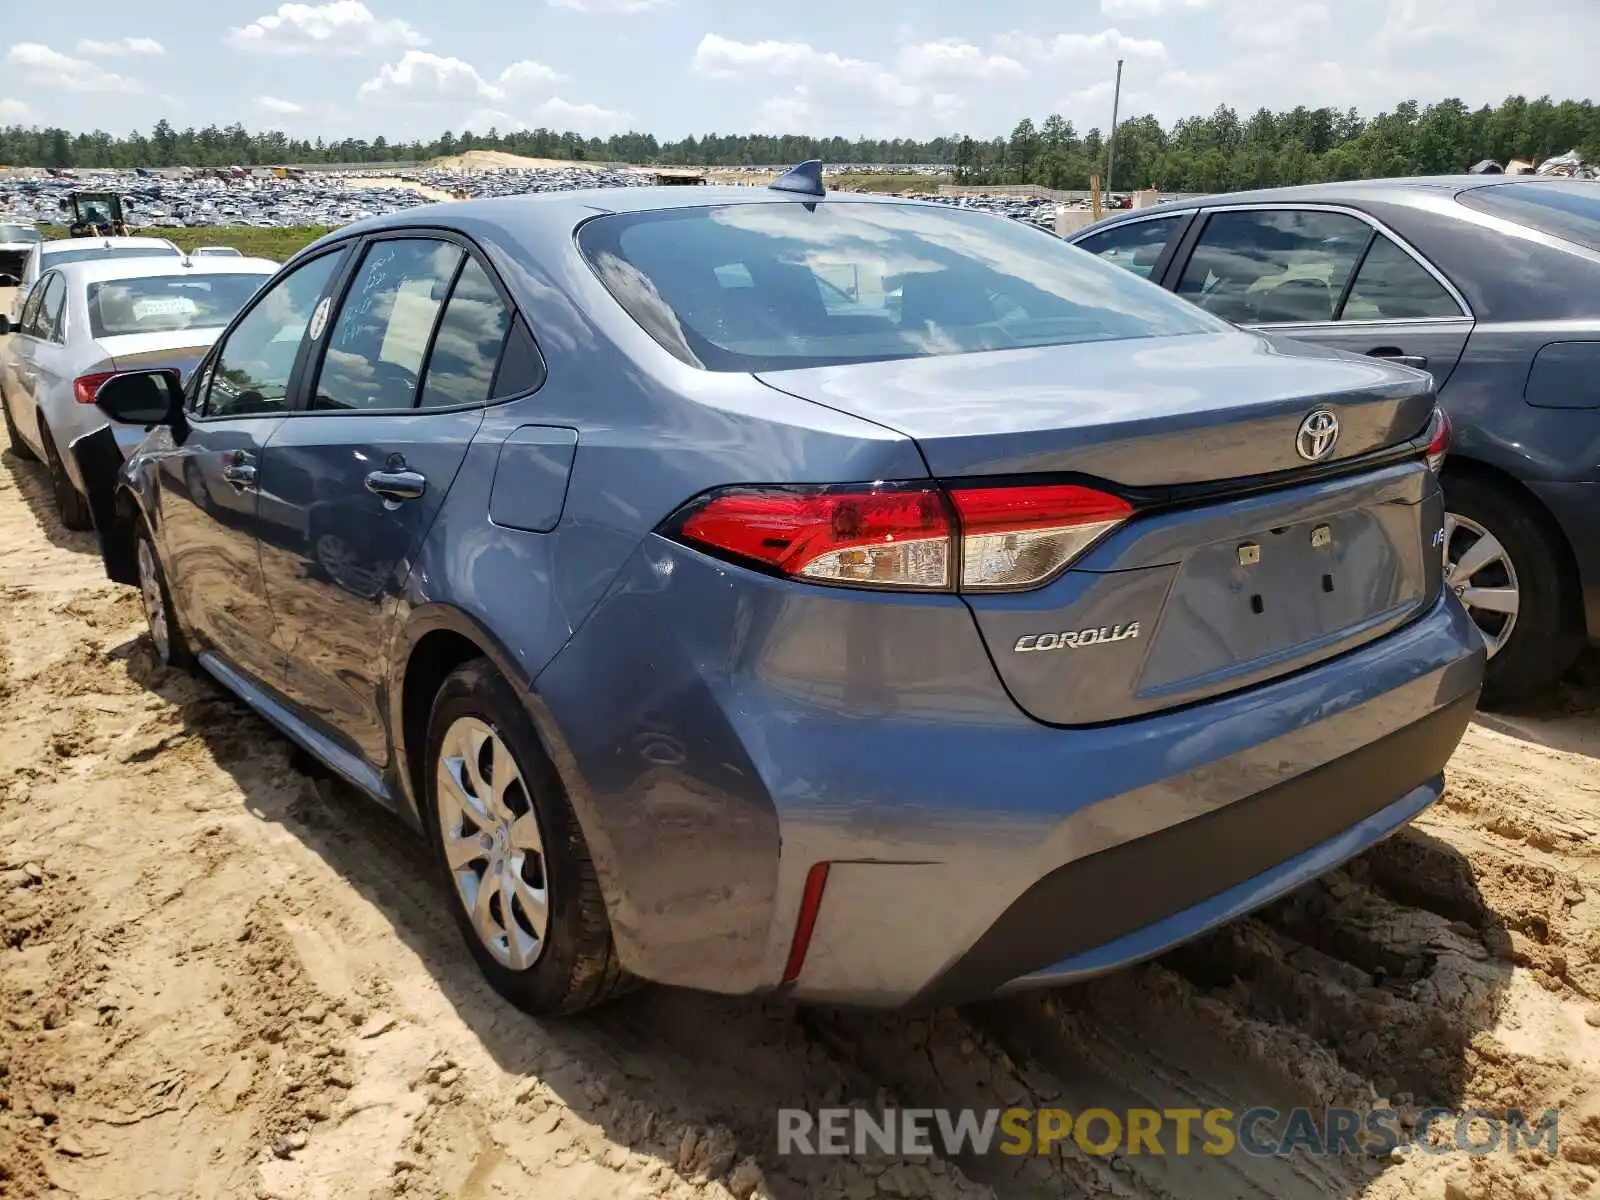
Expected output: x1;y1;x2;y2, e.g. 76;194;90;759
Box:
1295;409;1340;462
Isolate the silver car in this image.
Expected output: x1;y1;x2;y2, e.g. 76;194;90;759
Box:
0;254;277;528
8;235;182;322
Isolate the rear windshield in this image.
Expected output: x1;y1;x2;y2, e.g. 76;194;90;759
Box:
577;201;1223;371
1457;182;1600;252
0;225;42;243
87;273;267;338
42;245;178;268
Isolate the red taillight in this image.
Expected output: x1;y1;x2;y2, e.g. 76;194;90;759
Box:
782;862;831;985
73;371;119;406
670;480;1133;593
948;484;1133;591
677;484;954;589
1425;406;1450;473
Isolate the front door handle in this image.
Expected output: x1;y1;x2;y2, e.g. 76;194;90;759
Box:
1367;348;1428;370
221;452;257;490
365;468;427;502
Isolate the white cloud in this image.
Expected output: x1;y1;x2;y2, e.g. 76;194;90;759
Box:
896;39;1027;82
0;98;31;122
755;93;812;131
1101;0;1214;15
548;0;670;10
461;108;525;131
227;2;427;56
1223;0;1330;50
497;60;567;92
76;37;165;57
253;95;307;116
996;28;1169;62
359;51;500;104
3;43;142;93
529;97;633;134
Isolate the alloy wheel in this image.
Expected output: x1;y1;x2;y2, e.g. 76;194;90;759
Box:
137;538;171;663
1443;511;1520;658
435;716;549;971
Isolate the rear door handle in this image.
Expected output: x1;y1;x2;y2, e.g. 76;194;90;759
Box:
221;451;257;490
365;468;427;502
1367;348;1428;370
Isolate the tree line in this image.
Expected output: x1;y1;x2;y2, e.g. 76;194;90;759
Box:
0;96;1595;192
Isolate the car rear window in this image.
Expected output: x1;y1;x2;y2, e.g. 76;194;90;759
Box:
42;245;179;268
1457;182;1600;253
576;201;1223;371
87;273;269;337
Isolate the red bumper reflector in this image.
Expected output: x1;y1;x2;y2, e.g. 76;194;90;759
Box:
782;862;831;985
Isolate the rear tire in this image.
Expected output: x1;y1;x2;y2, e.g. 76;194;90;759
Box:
423;659;631;1016
1442;471;1583;707
39;421;93;531
1;387;38;463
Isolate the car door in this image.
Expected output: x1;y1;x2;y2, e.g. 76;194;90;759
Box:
257;233;506;768
27;272;75;448
1166;206;1474;386
153;245;352;687
11;273;66;449
1072;211;1195;282
2;279;49;453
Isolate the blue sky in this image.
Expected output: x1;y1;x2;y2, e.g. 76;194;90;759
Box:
1;0;1592;142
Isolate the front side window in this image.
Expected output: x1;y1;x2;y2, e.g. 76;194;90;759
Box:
205;250;347;419
312;238;462;411
1076;216;1186;279
88;274;270;338
577;201;1222;372
1340;236;1464;321
1177;210;1372;325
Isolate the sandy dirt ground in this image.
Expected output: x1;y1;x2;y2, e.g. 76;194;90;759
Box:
4;440;1600;1200
425;151;619;173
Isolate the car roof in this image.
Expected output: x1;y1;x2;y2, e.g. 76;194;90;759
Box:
50;255;279;285
40;235;179;254
309;184;921;253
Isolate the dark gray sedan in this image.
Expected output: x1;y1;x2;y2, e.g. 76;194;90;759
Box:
1071;177;1600;705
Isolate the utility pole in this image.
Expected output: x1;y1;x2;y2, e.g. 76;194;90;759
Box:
1105;58;1124;204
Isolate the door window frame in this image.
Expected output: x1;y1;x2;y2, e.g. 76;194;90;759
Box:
186;241;357;423
287;227;545;419
1164;202;1473;330
1073;209;1197;285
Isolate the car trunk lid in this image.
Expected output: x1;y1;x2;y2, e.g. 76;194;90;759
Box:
758;329;1445;724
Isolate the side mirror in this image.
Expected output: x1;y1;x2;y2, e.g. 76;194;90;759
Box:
0;274;17;288
94;368;185;428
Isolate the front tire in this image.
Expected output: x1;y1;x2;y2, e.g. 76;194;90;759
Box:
1;388;39;463
39;422;93;531
1442;472;1582;707
136;527;194;670
424;659;630;1016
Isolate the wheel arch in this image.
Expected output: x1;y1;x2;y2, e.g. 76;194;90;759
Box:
1440;454;1584;603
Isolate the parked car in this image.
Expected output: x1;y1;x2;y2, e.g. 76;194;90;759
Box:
0;221;44;285
74;173;1484;1016
9;235;182;322
0;254;277;527
1070;177;1600;705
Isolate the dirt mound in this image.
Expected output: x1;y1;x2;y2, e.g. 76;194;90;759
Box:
427;150;602;172
2;434;1599;1198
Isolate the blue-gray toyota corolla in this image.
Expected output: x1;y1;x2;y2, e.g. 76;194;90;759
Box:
71;162;1485;1017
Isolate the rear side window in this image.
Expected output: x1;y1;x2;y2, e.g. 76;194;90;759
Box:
577;201;1221;372
1457;181;1600;253
1341;237;1463;321
33;274;66;342
1178;210;1372;325
313;238;462;411
417;258;511;409
1076;216;1185;279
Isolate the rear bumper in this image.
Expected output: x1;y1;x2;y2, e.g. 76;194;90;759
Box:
535;539;1485;1007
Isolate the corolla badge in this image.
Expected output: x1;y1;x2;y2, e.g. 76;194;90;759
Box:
1295;408;1340;462
1014;623;1141;653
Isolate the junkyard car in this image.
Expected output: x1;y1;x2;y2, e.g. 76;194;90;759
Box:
75;175;1484;1015
9;235;182;323
0;254;276;527
1072;176;1600;705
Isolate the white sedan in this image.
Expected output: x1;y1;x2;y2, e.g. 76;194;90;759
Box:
0;253;277;529
8;235;181;323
